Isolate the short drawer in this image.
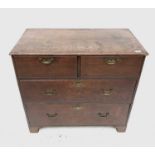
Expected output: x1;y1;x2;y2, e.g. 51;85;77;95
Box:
25;103;129;127
13;56;77;78
81;56;144;78
20;79;136;105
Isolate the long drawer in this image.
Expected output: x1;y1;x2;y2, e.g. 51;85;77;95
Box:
20;79;136;105
25;103;130;127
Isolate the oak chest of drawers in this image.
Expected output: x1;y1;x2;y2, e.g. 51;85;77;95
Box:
10;29;148;133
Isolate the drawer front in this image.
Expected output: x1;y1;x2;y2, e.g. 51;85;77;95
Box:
13;56;77;78
20;79;136;105
81;56;144;78
26;103;129;126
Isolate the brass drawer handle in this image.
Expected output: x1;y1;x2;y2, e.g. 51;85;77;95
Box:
98;112;109;118
39;57;54;65
73;105;83;110
46;113;58;118
104;57;121;65
75;81;84;88
102;89;113;96
44;89;56;96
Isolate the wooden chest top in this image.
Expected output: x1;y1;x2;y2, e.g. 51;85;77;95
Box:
10;29;148;56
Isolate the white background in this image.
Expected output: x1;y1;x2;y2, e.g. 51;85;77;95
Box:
0;8;154;146
1;0;155;8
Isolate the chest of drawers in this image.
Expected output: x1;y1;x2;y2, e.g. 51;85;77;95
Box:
10;29;148;133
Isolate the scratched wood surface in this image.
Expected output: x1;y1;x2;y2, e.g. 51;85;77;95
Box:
10;29;148;55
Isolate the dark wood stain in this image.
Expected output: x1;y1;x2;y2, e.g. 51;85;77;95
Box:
10;29;148;133
20;79;136;105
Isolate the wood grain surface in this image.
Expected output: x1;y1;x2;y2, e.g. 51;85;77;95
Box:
25;103;129;127
20;79;136;105
81;55;144;78
13;55;77;78
11;29;148;132
10;29;148;56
